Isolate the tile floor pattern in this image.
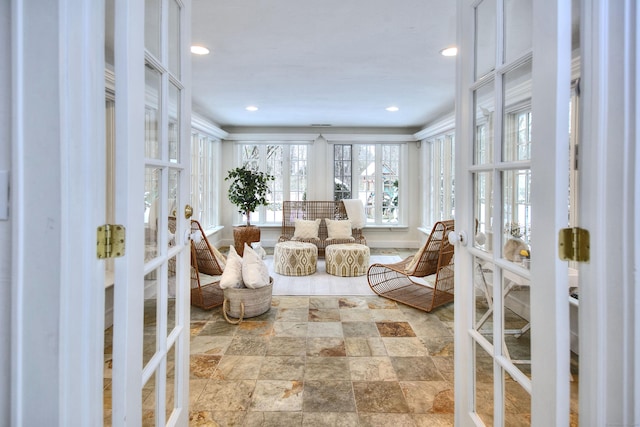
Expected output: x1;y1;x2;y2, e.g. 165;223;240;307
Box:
187;294;460;426
104;248;579;426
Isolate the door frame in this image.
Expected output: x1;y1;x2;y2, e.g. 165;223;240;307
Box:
11;0;108;425
11;0;195;425
579;0;639;424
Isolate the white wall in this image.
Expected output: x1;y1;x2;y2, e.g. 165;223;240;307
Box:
11;2;62;424
0;1;12;424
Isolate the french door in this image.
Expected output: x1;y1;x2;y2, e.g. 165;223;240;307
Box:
110;0;192;425
454;0;572;425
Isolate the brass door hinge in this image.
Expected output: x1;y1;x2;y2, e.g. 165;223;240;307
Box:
558;227;589;262
97;224;126;259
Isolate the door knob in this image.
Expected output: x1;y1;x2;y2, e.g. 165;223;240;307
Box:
184;204;193;219
448;230;468;247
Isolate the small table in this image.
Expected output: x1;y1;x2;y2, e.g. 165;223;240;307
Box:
325;243;370;277
273;241;318;276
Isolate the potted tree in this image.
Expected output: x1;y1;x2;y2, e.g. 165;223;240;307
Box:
225;165;274;256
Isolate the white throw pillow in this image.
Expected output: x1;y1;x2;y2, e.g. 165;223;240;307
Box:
293;218;321;239
242;243;271;289
219;246;244;289
324;218;353;239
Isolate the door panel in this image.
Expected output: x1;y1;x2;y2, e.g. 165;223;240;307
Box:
455;0;572;425
110;0;192;425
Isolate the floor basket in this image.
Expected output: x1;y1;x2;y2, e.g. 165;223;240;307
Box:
222;278;273;324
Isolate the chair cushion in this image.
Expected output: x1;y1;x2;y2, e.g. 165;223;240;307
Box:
293;218;321;239
324;218;353;239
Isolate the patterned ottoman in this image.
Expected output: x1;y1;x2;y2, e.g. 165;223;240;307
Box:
325;243;370;277
273;241;318;276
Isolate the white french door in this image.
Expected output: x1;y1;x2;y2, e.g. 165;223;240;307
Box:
454;0;572;425
110;0;192;426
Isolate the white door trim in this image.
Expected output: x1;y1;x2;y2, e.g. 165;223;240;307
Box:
58;0;107;425
453;2;476;425
579;0;639;424
111;0;146;424
529;0;572;424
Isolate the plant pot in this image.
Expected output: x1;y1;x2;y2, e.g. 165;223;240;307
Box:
233;225;261;256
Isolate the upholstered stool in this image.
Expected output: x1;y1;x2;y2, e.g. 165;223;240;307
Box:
273;241;318;276
325;243;370;277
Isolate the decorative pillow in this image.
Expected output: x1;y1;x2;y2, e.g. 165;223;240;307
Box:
324;218;353;239
219;246;244;289
293;218;321;239
251;241;267;260
242;243;271;289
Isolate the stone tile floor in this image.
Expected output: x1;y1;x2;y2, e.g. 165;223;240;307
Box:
104;248;579;426
187;294;458;426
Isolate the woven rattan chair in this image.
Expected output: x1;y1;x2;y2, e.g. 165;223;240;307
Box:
168;217;225;310
367;220;455;312
278;200;366;256
189;219;225;309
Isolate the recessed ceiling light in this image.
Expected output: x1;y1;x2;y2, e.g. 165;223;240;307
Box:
190;45;210;55
245;105;259;112
386;106;399;112
440;47;458;57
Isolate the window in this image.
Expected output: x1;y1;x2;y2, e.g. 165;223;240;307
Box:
503;108;532;244
190;133;221;230
333;144;352;200
333;144;404;225
237;143;308;224
428;133;455;223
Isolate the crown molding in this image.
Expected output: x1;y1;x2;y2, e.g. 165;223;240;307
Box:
414;114;455;140
191;113;229;139
321;133;417;143
224;133;320;142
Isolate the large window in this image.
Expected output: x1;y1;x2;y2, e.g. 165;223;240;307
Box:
190;133;221;231
238;143;308;224
333;144;404;225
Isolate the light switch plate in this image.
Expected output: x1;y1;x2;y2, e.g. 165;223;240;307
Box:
0;170;9;220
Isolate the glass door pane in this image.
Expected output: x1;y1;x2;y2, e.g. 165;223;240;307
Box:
504;0;532;63
475;0;496;79
474;82;495;166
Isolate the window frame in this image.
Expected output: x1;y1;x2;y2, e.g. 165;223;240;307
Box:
190;131;221;232
332;142;408;226
235;142;310;225
503;103;532;244
426;132;456;225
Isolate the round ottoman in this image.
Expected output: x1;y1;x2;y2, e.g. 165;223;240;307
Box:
273;241;318;276
325;244;370;277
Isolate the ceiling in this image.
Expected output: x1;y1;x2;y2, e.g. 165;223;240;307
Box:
190;1;458;130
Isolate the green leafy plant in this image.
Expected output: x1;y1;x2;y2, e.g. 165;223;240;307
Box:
225;165;274;226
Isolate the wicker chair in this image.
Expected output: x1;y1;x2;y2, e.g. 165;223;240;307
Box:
189;219;225;309
168;217;225;310
367;220;455;312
